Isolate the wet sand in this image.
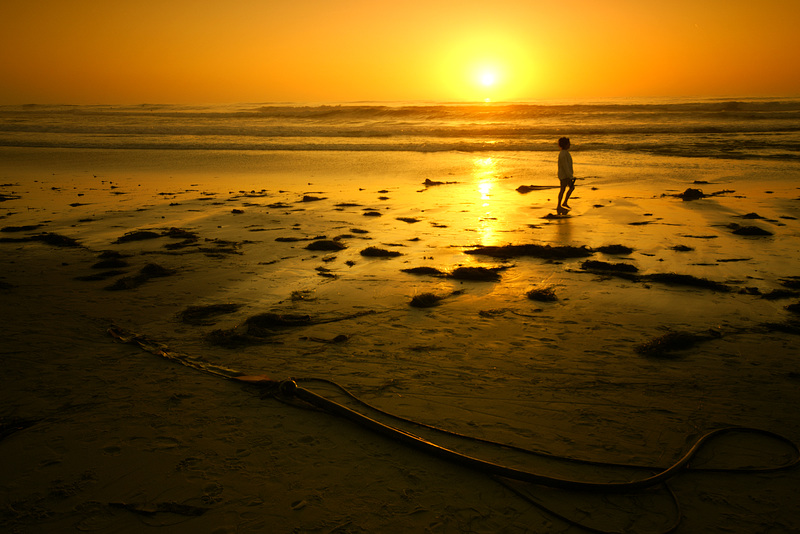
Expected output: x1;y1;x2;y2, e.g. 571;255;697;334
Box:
2;148;800;533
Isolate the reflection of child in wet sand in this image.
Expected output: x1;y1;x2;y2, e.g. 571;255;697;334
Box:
557;137;576;215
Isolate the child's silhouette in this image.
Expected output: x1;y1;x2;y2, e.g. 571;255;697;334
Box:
557;137;575;215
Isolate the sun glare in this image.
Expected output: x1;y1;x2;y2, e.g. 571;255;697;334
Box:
438;33;537;101
480;71;496;87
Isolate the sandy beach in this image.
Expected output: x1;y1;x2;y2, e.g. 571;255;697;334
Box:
2;147;800;533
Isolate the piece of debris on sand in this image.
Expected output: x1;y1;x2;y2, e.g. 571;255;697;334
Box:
669;188;735;201
516;185;555;194
423;178;458;187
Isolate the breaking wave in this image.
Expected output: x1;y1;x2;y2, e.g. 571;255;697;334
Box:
1;98;798;160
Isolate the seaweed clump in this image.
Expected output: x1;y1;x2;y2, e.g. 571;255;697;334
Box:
596;244;634;255
401;266;446;277
179;303;243;325
677;188;705;201
450;266;502;281
410;293;446;308
361;247;402;257
581;260;639;274
643;273;731;292
306;240;346;251
0;232;81;247
105;263;175;290
635;330;719;357
402;265;503;281
526;287;557;302
113;230;162;244
466;243;593;260
728;223;773;236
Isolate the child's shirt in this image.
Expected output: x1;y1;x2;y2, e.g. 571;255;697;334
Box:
558;149;574;181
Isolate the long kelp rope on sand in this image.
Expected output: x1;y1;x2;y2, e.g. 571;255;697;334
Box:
108;324;800;534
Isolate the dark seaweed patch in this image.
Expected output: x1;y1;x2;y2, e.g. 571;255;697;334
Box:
179;303;243;325
0;232;81;247
597;244;634;255
0;417;41;441
516;184;555;193
676;188;705;201
164;227;199;240
1;225;43;233
306;240;346;251
526;287;557;302
781;278;800;290
401;266;447;277
410;292;446;308
728;223;773;236
761;289;800;300
75;270;128;282
761;321;800;335
465;243;593;259
450;266;503;281
643;273;731;292
360;247;402;257
423;178;458;187
581;260;639;274
206;309;376;346
92;258;129;269
105;263;175;290
635;330;719;357
113;230;162;244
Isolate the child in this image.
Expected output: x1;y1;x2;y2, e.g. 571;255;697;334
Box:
556;137;576;215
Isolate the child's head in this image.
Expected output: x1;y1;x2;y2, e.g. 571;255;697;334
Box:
558;137;571;149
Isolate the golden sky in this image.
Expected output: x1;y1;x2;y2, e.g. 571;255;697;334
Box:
2;0;799;104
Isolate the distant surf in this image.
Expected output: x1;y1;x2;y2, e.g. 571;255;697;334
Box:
1;97;798;160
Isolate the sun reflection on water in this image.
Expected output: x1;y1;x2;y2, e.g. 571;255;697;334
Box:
472;156;502;246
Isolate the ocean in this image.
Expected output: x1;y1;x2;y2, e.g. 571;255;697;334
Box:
1;97;798;161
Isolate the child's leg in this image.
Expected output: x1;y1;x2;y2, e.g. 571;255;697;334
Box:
563;180;575;207
557;183;566;209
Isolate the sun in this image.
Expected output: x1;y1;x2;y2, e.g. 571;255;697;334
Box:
437;32;539;101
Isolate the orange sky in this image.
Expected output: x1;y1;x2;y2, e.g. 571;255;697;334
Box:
2;0;799;104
